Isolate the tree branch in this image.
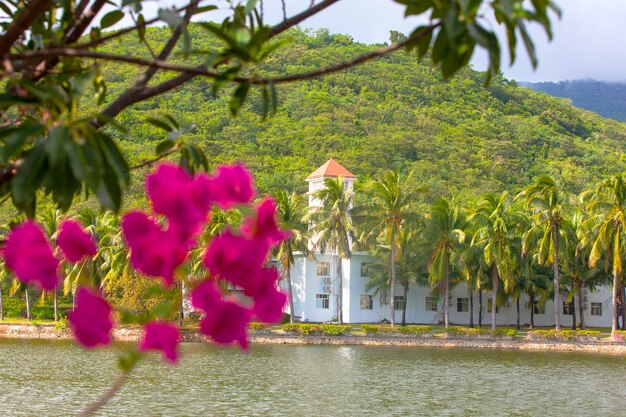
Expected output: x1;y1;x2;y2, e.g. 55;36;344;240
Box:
11;25;439;86
0;0;51;56
76;369;131;417
270;0;341;37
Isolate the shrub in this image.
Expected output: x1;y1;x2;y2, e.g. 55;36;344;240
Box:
248;322;271;332
528;330;600;341
281;323;351;336
445;327;517;339
54;317;69;332
362;324;432;336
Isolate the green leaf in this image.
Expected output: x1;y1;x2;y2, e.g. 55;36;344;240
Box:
100;10;124;29
96;170;122;212
156;139;176;155
229;83;250;116
0;122;43;163
146;117;173;132
44;125;69;166
158;9;183;28
11;144;48;211
98;133;130;186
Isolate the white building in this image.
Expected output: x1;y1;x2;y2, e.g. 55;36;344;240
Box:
287;159;615;327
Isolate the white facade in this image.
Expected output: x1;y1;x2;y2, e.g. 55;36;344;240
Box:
285;160;616;327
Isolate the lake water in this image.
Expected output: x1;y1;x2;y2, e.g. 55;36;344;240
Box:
0;338;624;416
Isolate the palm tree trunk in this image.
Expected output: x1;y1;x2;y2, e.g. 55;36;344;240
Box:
612;270;619;333
552;222;561;331
286;263;295;324
530;291;535;330
25;289;31;321
336;258;343;324
578;283;585;330
401;283;408;326
571;293;577;330
54;287;58;322
469;289;474;328
620;280;626;330
0;283;3;321
516;297;520;330
491;266;498;331
478;289;483;327
443;251;450;329
390;227;396;327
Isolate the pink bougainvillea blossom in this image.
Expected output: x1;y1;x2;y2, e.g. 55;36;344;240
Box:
203;230;269;293
250;268;287;323
2;220;59;291
210;164;255;209
122;211;189;287
190;279;222;312
242;198;290;247
146;163;209;240
199;299;252;350
139;321;181;363
68;287;113;348
57;219;97;263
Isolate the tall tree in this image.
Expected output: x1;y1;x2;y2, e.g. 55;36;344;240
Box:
308;177;357;324
471;192;519;330
584;174;626;333
425;198;466;329
518;174;568;331
272;190;310;324
360;170;422;326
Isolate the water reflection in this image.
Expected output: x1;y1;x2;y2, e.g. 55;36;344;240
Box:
0;339;624;416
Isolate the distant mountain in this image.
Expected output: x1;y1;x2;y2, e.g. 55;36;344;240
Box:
521;80;626;122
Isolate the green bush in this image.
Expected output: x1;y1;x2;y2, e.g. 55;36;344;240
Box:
54;317;69;332
281;323;351;336
528;330;600;341
249;322;271;332
361;324;432;336
445;326;517;338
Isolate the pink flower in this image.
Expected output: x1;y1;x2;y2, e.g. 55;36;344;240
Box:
57;220;97;263
139;321;181;363
251;268;287;323
2;220;59;291
146;164;208;240
122;211;188;287
68;287;113;348
190;279;222;312
190;280;252;349
199;300;252;350
211;164;255;209
203;231;269;293
242;198;290;247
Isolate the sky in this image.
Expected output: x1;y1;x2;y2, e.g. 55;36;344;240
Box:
136;0;626;82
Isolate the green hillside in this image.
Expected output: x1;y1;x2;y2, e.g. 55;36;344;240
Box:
101;26;626;203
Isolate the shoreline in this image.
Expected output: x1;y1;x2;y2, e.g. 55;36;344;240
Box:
1;323;625;355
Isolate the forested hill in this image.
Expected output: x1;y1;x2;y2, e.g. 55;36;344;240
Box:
103;26;626;203
521;80;626;123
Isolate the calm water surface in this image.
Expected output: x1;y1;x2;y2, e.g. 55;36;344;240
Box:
0;338;625;416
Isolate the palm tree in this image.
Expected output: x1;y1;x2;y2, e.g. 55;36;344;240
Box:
308;177;357;324
454;239;488;328
518;174;568;330
471;192;519;330
584;174;626;333
39;207;63;321
272;190;310;324
360;170;422;326
424;198;466;329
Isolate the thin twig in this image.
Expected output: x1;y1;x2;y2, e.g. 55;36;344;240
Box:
129;148;178;171
270;0;340;37
76;369;132;417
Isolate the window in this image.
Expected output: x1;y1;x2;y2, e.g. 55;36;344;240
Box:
457;298;469;313
425;296;437;311
360;262;371;277
360;294;373;310
591;302;602;316
487;299;499;313
316;294;329;309
316;262;330;276
533;301;545;315
394;296;405;311
562;301;574;315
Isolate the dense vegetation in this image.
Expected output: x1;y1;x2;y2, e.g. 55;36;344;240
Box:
99;26;626;203
523;80;626;122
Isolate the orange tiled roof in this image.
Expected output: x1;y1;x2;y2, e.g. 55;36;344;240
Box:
307;158;356;179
